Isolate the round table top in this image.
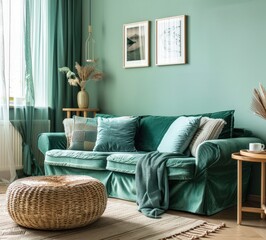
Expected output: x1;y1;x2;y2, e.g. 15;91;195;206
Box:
62;108;99;111
232;151;266;163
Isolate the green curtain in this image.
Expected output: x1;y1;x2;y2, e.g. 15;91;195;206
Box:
10;0;82;176
11;0;43;176
48;0;82;132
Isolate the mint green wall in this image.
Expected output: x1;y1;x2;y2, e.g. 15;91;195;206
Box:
82;0;98;109
83;0;266;195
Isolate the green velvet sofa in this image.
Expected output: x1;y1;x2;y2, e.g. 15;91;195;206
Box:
38;111;262;215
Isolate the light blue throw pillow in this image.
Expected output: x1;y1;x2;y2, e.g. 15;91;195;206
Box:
93;117;138;152
157;116;201;153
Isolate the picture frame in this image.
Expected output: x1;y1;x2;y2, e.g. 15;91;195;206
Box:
156;15;187;66
123;21;150;68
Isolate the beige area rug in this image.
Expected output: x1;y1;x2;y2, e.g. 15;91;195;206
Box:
0;194;225;240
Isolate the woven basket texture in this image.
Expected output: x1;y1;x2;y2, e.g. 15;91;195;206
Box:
6;175;107;230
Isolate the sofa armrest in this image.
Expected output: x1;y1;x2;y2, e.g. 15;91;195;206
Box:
195;137;264;175
38;132;67;155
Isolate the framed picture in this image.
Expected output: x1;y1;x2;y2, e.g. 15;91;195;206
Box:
123;21;150;68
156;15;187;66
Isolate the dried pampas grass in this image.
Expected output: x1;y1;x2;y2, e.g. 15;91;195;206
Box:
251;83;266;120
75;62;103;82
59;62;103;90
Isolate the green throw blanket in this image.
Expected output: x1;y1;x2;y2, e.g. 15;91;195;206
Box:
136;151;180;218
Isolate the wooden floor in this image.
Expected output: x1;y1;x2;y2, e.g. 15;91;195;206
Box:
110;198;266;240
0;185;7;194
170;204;266;239
1;184;266;239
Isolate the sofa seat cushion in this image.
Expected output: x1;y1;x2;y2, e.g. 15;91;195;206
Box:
106;153;143;174
106;153;195;180
45;150;111;170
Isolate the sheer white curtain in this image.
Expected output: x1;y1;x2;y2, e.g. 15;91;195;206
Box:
11;0;49;176
3;0;49;108
30;0;48;107
0;0;49;181
0;0;17;183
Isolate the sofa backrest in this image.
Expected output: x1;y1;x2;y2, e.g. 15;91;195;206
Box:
135;110;235;152
135;116;176;152
96;110;235;152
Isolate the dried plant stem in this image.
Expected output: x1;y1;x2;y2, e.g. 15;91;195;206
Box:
251;83;266;119
59;62;103;90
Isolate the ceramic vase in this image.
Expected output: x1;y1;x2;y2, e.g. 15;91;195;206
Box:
77;89;89;108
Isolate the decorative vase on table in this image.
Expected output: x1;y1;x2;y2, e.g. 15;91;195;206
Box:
58;62;103;109
77;88;89;108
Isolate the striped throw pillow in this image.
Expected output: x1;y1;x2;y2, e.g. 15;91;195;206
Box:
189;117;226;156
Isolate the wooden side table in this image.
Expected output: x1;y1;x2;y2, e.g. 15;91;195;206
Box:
232;150;266;224
62;108;99;118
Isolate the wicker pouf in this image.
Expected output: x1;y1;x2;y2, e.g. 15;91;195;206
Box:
6;175;107;230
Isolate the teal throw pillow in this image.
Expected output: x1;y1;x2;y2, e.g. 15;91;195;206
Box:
68;116;97;151
135;115;177;152
93;117;138;152
95;113;118;118
157;116;201;153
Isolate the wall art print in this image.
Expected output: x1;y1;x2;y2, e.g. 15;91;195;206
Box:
123;21;150;68
156;15;187;66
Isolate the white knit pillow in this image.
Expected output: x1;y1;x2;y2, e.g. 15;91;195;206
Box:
189;117;226;156
63;118;74;148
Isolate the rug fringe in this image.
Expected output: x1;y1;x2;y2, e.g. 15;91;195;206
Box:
161;221;226;240
1;227;26;236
